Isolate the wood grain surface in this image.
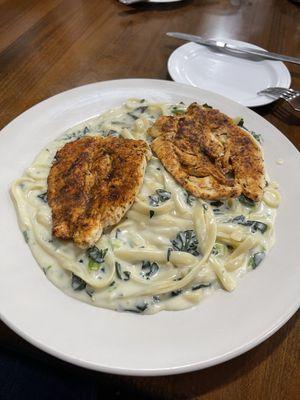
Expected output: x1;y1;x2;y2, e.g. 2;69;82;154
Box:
0;0;299;399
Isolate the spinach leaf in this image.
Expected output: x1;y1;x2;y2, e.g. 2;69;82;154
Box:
62;127;89;141
148;194;159;207
173;276;183;282
124;302;148;313
171;105;186;115
127;106;148;120
23;231;29;243
171;289;182;297
249;252;265;269
251;221;268;234
238;194;256;207
156;189;171;202
106;129;119;137
171;230;200;256
149;189;171;207
192;283;211;291
37;192;48;203
237;118;244;127
210;200;223;207
88;260;99;271
236;118;262;143
111;121;125;126
87;246;107;264
230;216;268;233
136;303;148;312
42;265;52;275
115;262;131;281
202;103;212;109
212;209;224;215
183;191;196;206
167;247;173;262
87;246;107;271
211;243;227;256
250;131;262;143
85;286;94;298
141;261;159;279
71;273;86;291
149;210;155;219
231;215;253;226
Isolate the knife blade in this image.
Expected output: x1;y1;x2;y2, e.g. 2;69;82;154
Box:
167;32;300;65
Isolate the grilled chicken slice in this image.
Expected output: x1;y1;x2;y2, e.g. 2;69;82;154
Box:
149;103;265;201
47;136;151;248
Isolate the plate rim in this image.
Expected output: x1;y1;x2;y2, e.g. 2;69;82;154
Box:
167;40;291;107
0;78;299;376
0;291;298;376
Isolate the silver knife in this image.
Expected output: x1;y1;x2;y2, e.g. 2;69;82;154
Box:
167;32;300;65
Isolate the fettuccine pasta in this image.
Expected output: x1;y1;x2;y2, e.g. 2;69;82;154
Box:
11;99;280;314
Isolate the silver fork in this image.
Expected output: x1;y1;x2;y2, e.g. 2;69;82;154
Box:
258;87;300;111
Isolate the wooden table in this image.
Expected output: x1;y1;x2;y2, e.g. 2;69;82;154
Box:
0;0;299;398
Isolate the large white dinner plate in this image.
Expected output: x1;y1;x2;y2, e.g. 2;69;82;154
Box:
168;40;291;107
0;79;299;376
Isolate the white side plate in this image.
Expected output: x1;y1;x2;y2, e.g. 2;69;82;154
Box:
168;40;291;107
0;79;299;376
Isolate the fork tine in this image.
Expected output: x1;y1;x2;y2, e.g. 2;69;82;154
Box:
280;92;288;98
258;87;296;97
259;87;284;95
257;90;278;98
280;92;293;100
272;87;293;92
271;88;288;95
258;88;281;97
258;86;300;111
268;87;297;95
285;88;300;97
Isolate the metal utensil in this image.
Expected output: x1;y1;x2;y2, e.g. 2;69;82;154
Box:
166;32;300;65
258;87;300;111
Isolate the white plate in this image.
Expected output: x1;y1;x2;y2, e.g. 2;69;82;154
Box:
168;40;291;107
0;79;299;376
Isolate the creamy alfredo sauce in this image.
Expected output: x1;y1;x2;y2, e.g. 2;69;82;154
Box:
11;99;281;314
